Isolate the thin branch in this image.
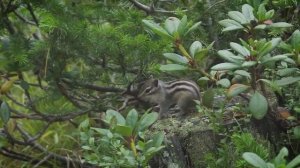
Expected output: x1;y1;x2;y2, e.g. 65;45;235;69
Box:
61;78;124;93
128;0;184;15
13;11;37;26
15;124;96;168
25;2;39;26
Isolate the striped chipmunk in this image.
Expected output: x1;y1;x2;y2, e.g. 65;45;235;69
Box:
137;78;201;119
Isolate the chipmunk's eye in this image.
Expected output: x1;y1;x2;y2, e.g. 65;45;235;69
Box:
145;87;152;93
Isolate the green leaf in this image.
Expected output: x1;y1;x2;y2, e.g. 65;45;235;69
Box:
274;147;288;166
142;20;173;40
202;88;215;108
91;127;110;135
0;102;10;123
151;132;164;148
257;38;281;58
259;79;282;95
277;68;298;77
194;49;209;62
261;55;288;64
275;77;300;86
189;41;203;58
242;152;268;168
115;125;133;137
293;126;300;139
219;18;244;32
222;26;245;32
269;22;293;28
126;109;138;128
228;11;248;24
163;53;188;64
160;64;188;71
242;4;256;22
249;92;268;120
230;42;250;56
138;112;158;132
291;30;300;51
287;155;300;168
234;70;251;79
257;4;267;21
242;61;257;67
211;63;241;70
164;17;180;35
227;84;250;97
217;78;231;88
265;10;274;19
258;42;272;57
105;109;125;125
185;21;201;36
177;15;188;36
217;50;244;64
255;24;267;29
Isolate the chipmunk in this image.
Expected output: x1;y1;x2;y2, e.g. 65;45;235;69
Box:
137;78;200;119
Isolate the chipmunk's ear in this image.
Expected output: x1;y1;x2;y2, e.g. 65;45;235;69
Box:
152;79;159;87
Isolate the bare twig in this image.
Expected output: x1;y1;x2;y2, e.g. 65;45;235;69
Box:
61;78;124;93
13;11;37;25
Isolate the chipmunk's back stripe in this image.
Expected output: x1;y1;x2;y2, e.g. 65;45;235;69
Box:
165;81;200;98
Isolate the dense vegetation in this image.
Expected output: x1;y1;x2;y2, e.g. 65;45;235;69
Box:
0;0;299;167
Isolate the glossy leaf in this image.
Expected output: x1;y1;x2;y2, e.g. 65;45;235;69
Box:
230;42;250;56
219;19;244;32
269;22;293;28
115;125;133;137
265;10;274;19
287;155;300;168
242;4;255;22
228;11;248;24
242;61;257;67
255;24;267;29
277;68;298;77
0;101;10;123
189;41;203;58
227;84;250;97
258;42;272;57
105;109;125;125
177;15;188;36
217;78;231;88
211;63;241;70
291;30;300;51
257;4;267;21
261;55;288;64
138;112;158;132
243;152;268;168
274;147;288;166
185;21;201;36
164;17;180;35
142;20;173;40
234;70;251;79
249;92;268;120
160;64;188;71
275;77;300;86
126;109;138;128
163;53;188;64
151;132;164;148
217;50;244;64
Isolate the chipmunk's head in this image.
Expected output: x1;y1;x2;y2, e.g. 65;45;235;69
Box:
137;79;163;103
